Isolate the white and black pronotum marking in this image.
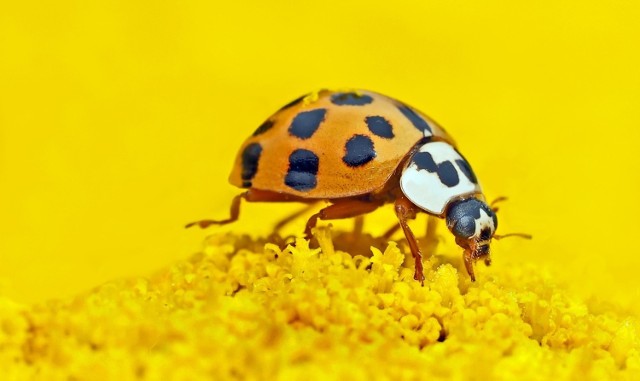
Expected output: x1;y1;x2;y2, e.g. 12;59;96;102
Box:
400;141;481;215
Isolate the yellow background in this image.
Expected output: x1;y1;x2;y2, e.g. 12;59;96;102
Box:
1;1;639;305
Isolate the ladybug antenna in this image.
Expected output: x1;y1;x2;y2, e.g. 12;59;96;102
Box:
493;233;532;240
490;196;509;212
488;196;532;240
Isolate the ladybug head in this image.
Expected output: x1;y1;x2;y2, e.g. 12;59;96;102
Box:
445;198;497;277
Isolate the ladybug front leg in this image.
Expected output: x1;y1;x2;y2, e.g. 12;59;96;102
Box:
394;195;425;284
304;199;384;239
463;250;476;282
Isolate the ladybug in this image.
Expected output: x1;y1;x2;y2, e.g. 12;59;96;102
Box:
188;89;529;282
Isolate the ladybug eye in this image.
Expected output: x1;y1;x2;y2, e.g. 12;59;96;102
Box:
452;216;476;239
490;209;498;231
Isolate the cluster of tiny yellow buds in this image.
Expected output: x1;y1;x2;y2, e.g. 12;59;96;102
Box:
0;227;638;380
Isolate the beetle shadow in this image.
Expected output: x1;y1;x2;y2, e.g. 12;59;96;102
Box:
327;226;466;281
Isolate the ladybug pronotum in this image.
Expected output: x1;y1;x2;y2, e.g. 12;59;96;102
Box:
188;89;528;282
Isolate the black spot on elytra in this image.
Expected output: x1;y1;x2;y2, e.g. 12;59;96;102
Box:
397;105;432;134
343;135;376;167
285;149;319;191
412;151;460;187
289;109;327;139
455;158;478;184
252;119;275;136
365;116;394;139
278;94;307;111
330;92;373;106
241;143;262;187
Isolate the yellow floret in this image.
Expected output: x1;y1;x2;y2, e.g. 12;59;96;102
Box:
0;227;639;380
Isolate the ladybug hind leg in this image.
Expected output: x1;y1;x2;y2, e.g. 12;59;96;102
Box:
186;189;303;229
185;192;247;229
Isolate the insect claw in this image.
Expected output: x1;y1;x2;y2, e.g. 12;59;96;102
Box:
463;250;476;281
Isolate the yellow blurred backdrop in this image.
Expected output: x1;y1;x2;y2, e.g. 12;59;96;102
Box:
1;0;639;305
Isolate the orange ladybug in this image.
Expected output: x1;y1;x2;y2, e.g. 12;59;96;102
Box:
188;90;529;282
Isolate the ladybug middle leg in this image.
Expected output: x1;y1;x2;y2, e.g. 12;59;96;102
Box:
273;203;319;233
352;215;365;236
382;224;401;240
304;199;384;239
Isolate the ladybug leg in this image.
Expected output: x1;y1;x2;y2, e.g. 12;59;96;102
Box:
489;196;508;213
273;203;319;232
304;199;383;239
186;189;303;229
185;192;247;229
394;195;425;284
353;215;364;236
382;224;401;240
463;250;476;282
